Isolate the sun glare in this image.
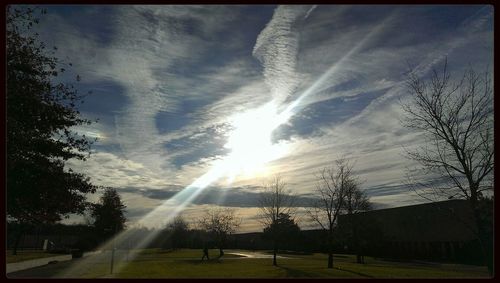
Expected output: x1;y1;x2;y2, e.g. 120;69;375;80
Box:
223;101;290;181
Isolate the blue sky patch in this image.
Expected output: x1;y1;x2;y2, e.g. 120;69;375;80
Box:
26;5;493;231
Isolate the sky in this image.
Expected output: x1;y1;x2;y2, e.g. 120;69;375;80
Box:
27;5;493;232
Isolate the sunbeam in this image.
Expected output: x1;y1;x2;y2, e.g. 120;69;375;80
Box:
281;11;396;119
56;11;395;278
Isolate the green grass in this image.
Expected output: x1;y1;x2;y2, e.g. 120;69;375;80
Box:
278;256;488;278
111;258;284;278
77;249;490;278
8;249;490;278
135;248;243;259
6;250;66;263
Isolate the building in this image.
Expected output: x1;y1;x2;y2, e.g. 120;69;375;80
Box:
337;199;483;263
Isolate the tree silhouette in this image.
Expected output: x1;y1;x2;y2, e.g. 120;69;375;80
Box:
401;59;493;274
308;157;356;268
166;216;189;250
7;6;97;254
198;208;240;258
263;213;300;254
342;182;372;264
91;188;127;238
258;175;296;266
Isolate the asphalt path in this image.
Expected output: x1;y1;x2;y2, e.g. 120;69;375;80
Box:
226;250;292;259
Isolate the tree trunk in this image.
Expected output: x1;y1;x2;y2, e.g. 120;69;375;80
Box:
470;201;493;276
327;229;334;268
353;224;363;264
327;253;333;268
475;235;492;276
482;239;493;276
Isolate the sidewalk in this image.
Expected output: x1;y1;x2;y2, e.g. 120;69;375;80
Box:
6;251;102;274
7;255;72;274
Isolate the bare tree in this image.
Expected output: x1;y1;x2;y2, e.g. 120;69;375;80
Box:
308;157;355;269
343;182;372;264
198;208;240;258
401;59;493;274
258;175;296;266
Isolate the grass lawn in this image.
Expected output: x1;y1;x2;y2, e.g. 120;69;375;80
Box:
135;248;243;259
6;250;67;263
276;253;489;278
8;249;490;278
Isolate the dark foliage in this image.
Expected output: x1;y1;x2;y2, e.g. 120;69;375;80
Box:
262;213;300;265
7;6;98;254
165;216;190;250
91;188;127;238
263;213;300;243
7;6;97;224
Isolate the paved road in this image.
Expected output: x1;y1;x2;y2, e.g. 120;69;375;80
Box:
225;250;292;259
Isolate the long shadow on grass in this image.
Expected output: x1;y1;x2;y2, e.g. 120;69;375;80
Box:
334;255;349;258
334;266;374;278
278;265;317;278
182;259;224;265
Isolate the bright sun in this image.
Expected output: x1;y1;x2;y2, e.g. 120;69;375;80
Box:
222;101;291;181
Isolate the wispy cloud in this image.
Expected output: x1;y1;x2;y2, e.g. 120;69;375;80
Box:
32;5;493;232
253;5;314;104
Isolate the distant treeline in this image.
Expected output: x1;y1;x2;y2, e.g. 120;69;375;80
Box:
6;222;340;253
6;221;484;265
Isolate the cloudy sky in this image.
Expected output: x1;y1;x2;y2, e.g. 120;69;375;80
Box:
30;5;493;232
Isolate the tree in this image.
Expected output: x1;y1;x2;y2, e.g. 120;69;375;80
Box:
7;7;97;254
166;216;189;250
198;208;240;258
262;213;300;252
342;182;372;264
258;175;296;266
401;59;493;274
308;157;355;268
91;188;127;238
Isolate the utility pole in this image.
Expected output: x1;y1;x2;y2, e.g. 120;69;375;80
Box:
110;224;117;274
105;224;117;275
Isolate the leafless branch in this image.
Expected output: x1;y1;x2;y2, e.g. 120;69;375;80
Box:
401;60;493;206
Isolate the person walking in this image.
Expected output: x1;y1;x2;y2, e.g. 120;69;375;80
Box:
201;244;209;261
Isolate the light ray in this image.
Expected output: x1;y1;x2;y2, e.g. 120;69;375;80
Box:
57;12;395;278
280;12;395;119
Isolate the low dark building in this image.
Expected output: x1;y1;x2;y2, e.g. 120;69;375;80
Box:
337;199;482;264
6;223;95;252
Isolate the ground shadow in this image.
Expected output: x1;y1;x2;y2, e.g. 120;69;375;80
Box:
334;266;374;278
277;265;317;278
182;258;224;265
333;255;349;258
